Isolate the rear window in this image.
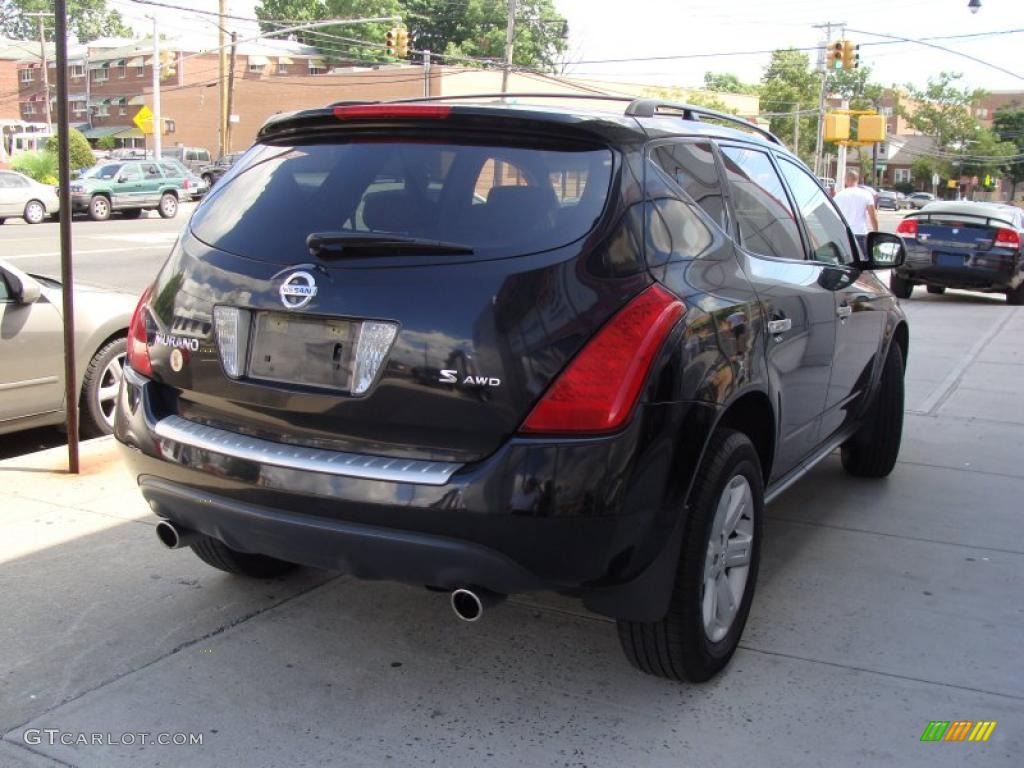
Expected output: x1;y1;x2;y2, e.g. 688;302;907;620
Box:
189;139;614;261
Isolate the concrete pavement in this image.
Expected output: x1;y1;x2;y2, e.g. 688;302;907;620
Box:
1;296;1022;767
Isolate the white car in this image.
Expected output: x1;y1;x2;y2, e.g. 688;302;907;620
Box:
0;169;59;224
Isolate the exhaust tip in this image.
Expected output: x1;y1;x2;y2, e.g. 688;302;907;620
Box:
450;588;484;622
155;520;180;549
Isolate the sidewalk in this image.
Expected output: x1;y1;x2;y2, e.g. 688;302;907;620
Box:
1;299;1022;767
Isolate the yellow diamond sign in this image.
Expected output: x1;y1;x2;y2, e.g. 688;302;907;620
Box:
132;105;154;134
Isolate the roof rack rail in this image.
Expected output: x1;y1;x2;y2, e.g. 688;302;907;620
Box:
358;92;638;107
625;99;782;145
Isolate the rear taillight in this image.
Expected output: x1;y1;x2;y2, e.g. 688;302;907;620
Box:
126;286;153;377
332;104;452;120
994;228;1021;248
520;285;685;435
183;178;191;190
896;218;918;237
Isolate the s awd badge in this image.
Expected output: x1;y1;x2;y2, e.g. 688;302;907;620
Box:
439;369;501;387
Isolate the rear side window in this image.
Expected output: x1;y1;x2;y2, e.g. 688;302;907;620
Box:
190;139;614;261
650;141;727;230
719;146;803;260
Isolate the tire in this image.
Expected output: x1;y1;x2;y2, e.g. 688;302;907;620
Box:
889;273;913;299
23;199;46;224
157;192;178;219
79;336;127;438
617;429;763;682
926;284;946;295
89;195;111;221
121;208;143;219
190;535;298;578
841;342;904;478
1007;284;1024;306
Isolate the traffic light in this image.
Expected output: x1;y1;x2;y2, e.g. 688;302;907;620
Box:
159;49;176;78
842;40;860;70
823;113;850;142
857;114;886;142
385;27;397;56
827;41;843;70
396;27;409;58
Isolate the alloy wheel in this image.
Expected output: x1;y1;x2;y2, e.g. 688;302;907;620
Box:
96;352;125;428
702;474;755;642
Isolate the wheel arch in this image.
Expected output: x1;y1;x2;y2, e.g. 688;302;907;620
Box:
710;388;776;485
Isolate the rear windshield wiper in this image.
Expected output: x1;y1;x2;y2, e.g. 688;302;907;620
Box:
307;231;474;257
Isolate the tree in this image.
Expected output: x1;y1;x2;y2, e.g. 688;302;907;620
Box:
11;150;58;185
993;107;1024;199
254;0;568;71
0;0;130;42
641;85;736;114
45;128;95;171
703;72;759;95
900;72;985;151
759;49;820;163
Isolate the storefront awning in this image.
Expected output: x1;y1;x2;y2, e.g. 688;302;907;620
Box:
248;55;269;66
88;60;111;70
114;126;144;139
128;95;146;105
277;56;293;64
127;57;144;67
307;58;326;69
81;126;123;138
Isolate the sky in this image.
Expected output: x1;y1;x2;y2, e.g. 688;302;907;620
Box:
110;0;1024;92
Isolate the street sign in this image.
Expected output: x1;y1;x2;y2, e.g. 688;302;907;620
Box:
132;105;153;134
932;173;940;187
947;179;958;189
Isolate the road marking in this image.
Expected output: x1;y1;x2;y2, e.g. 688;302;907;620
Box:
103;232;180;244
908;308;1018;416
3;245;172;261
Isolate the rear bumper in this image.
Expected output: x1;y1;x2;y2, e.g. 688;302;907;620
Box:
896;246;1022;291
115;367;718;620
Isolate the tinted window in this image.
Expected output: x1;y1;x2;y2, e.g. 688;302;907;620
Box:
91;163;123;180
720;146;802;260
650;141;727;229
191;140;614;261
141;163;162;179
646;198;713;265
777;158;854;265
119;164;141;181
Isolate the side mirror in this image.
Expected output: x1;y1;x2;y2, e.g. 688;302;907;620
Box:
117;175;127;183
860;231;906;270
3;264;42;304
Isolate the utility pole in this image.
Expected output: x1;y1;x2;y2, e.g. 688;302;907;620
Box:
811;21;844;177
218;0;228;159
836;98;849;187
151;17;162;158
501;0;516;94
26;13;52;128
422;49;431;98
226;32;237;154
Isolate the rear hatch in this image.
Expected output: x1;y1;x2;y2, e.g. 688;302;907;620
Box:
141;105;649;462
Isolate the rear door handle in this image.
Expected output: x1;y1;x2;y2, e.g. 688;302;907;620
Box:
767;318;792;334
836;305;853;319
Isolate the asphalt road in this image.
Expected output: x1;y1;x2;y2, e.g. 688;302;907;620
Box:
0;203;193;294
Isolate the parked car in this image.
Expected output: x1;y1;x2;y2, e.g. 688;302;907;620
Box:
877;190;900;211
70;160;183;220
892;200;1024;304
115;97;910;683
199;151;244;188
0;169;59;224
907;192;936;209
0;260;135;436
158;159;207;200
160;146;213;174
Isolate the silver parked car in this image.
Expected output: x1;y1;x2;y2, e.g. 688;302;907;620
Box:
0;260;135;436
0;170;60;225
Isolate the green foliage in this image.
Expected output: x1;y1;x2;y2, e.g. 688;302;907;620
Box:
45;128;95;171
0;0;130;42
96;135;117;151
641;85;737;114
703;72;759;95
993;107;1024;197
11;150;57;185
827;66;884;112
759;49;820;164
900;72;985;150
957;127;1017;183
254;0;568;71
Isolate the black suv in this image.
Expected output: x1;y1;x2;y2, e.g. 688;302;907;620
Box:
115;97;909;682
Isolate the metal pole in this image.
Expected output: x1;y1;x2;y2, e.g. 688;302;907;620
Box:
501;0;516;94
423;49;430;98
836;99;849;187
811;21;843;177
54;0;78;474
219;0;227;158
151;18;162;158
226;32;237;153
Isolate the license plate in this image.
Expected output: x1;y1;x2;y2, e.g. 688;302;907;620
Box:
935;252;964;268
248;312;358;390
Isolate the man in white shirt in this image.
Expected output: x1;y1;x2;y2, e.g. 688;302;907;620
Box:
833;168;878;255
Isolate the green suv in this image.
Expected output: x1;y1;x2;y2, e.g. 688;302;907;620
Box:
70;160;184;221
